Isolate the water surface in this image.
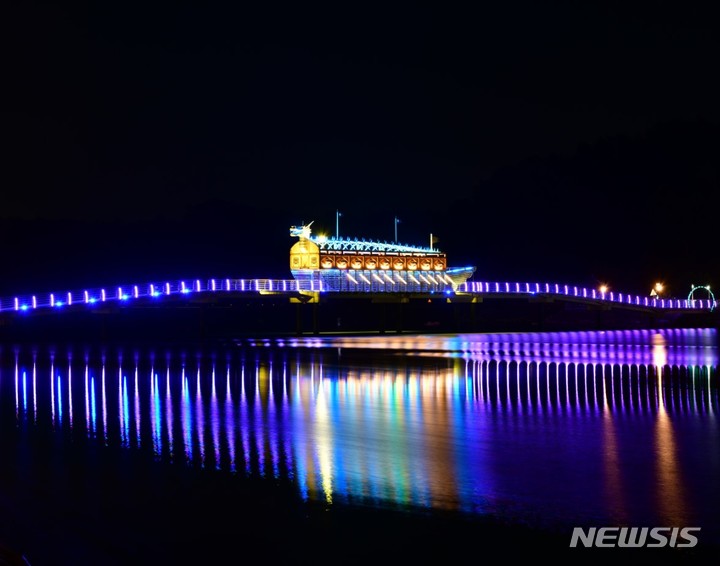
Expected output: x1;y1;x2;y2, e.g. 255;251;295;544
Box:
1;327;718;563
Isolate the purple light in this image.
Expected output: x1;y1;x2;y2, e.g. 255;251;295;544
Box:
3;277;715;316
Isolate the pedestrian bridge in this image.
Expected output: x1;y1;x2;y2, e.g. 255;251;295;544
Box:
1;277;716;315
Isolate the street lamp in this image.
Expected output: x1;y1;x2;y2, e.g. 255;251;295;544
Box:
652;282;664;298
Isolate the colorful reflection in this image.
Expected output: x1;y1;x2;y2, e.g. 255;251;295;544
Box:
3;328;718;534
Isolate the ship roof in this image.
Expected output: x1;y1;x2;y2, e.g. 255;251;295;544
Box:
311;236;440;254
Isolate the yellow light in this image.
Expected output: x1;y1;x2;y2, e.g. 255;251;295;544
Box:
654;282;664;293
316;234;328;243
599;285;608;294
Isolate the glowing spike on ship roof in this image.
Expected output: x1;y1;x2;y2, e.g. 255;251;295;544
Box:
312;235;436;253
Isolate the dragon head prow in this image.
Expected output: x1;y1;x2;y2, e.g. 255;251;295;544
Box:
290;221;314;238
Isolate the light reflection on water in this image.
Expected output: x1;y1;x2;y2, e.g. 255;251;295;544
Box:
2;327;719;538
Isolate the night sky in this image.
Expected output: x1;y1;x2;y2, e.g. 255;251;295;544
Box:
3;3;718;298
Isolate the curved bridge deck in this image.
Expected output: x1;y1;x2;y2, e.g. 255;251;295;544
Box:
1;278;715;316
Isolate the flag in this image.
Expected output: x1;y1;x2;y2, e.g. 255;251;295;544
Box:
431;235;439;245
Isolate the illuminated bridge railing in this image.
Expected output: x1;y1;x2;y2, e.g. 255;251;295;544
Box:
0;278;304;314
456;281;717;311
0;278;716;314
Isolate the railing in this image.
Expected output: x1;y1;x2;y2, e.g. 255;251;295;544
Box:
0;278;297;313
0;278;716;314
456;281;717;311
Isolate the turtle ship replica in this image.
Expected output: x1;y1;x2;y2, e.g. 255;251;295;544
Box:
289;222;475;293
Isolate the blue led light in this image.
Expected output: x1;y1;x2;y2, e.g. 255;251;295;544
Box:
20;305;29;311
121;294;129;300
88;298;96;304
55;301;64;307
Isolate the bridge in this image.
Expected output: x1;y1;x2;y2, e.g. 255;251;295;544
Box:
1;276;715;315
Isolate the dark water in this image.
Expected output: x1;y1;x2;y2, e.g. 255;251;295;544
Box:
1;327;718;564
